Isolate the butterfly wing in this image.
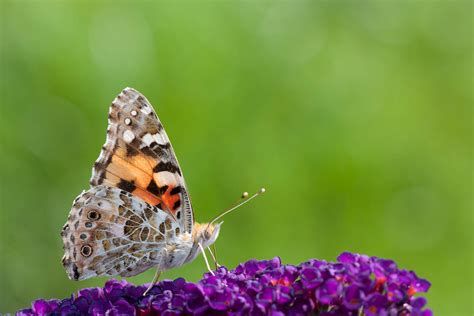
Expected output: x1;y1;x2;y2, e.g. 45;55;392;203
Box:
61;186;182;280
90;87;193;233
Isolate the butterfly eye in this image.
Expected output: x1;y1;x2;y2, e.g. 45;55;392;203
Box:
87;210;101;221
80;244;93;257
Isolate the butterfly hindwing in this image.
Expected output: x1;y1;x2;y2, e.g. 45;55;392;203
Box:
61;186;181;280
90;87;193;233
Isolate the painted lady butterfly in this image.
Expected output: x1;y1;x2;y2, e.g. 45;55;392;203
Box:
60;87;263;292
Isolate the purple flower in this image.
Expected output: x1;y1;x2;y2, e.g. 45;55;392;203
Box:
316;278;341;305
343;285;363;310
16;299;60;316
17;252;432;315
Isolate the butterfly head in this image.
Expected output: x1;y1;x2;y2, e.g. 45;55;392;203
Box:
193;222;223;248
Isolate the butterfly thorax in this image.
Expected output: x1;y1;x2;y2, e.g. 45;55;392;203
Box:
159;222;221;271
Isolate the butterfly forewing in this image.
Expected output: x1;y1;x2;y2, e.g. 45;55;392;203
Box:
90;87;193;233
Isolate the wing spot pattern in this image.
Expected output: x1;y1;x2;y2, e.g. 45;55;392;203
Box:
117;179;136;192
81;245;93;257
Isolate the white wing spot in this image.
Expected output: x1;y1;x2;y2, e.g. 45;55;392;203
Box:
143;133;167;146
123;130;135;143
124;118;132;125
131;110;138;117
153;133;167;145
154;171;177;186
142;133;154;146
141;106;152;115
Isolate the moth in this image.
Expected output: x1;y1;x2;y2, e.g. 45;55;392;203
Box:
61;87;263;292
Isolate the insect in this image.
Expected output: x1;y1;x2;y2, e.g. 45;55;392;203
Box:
61;87;264;293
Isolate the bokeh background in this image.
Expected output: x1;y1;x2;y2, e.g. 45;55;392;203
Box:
1;1;472;314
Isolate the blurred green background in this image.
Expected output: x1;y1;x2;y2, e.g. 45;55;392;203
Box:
1;1;472;314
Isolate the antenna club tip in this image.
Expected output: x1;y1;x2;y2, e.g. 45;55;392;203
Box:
242;192;249;198
259;188;266;194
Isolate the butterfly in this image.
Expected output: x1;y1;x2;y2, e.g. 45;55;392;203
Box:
61;87;264;292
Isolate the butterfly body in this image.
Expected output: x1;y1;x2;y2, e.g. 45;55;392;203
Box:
61;88;220;281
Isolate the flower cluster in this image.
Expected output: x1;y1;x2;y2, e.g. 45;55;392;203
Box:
17;252;432;315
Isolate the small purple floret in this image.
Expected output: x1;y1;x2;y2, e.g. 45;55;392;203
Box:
17;252;432;315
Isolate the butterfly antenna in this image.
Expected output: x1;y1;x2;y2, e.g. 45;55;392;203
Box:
209;188;266;226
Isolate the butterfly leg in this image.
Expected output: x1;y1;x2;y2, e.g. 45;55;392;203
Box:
143;267;161;296
198;242;215;276
208;244;222;269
